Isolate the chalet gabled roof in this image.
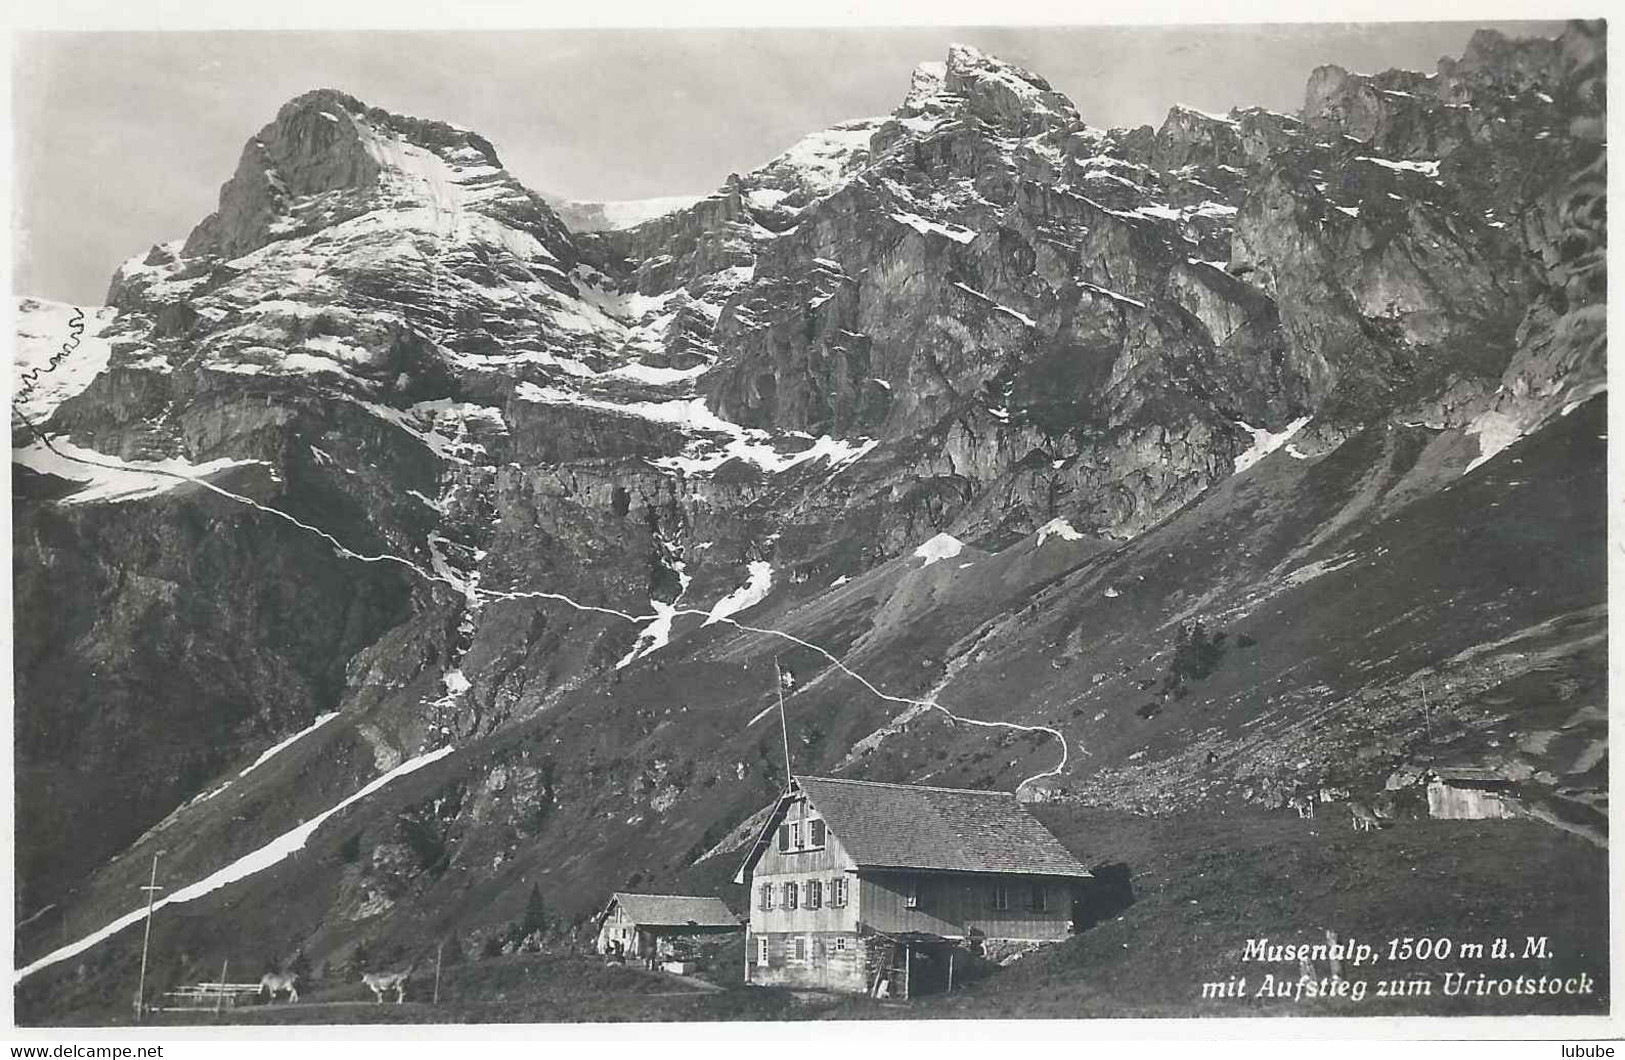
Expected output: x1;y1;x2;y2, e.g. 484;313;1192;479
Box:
601;892;740;929
734;776;1092;883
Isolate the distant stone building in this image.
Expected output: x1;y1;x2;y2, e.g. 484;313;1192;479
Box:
593;892;741;959
734;775;1093;996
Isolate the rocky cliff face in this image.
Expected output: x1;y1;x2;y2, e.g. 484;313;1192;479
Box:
12;24;1605;1021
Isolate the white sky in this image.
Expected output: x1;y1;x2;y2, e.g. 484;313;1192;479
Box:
12;21;1562;304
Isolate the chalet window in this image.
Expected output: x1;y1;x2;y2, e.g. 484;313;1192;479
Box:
777;824;790;853
992;883;1010;911
791;822;802;849
1029;883;1047;912
831;877;848;907
905;876;920;909
806;880;823;909
784;882;798;909
835;937;849;952
794;936;806;961
759;883;774;911
757;937;769;967
809;818;826;848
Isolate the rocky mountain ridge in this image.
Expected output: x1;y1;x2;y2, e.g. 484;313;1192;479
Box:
12;24;1605;1021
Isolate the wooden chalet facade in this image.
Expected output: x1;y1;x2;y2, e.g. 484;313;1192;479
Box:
734;776;1092;995
593;892;742;959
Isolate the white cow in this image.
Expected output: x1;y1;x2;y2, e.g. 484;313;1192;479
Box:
259;971;299;1003
362;966;413;1004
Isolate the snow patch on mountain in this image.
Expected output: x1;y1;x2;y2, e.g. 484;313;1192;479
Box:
617;602;680;668
1036;518;1083;545
891;211;977;244
514;382;875;476
517;384;729;432
1234;416;1313;474
952;282;1036;326
659;434;877;476
238;712;341;780
14;439;268;505
913;533;965;566
1356;156;1443;178
705;561;774;625
1463;408;1529;474
1079;282;1147;310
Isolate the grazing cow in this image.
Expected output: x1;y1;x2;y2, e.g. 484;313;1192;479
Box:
259;971;299;1004
362;966;414;1004
1348;801;1382;832
1288;795;1315;819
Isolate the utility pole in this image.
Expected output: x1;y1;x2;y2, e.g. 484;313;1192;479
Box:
215;959;229;1016
433;940;444;1005
774;657;792;786
1420;673;1433;743
133;850;164;1021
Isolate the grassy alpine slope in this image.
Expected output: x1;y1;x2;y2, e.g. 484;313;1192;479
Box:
69;806;1606;1025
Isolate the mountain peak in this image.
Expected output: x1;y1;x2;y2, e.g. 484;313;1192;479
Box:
892;43;1077;136
176;89;521;262
901;60;948;109
944;41;990;71
276;86;364;120
944;42;1055;93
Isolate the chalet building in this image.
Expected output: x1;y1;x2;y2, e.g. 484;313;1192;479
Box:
734;775;1093;996
593;892;742;959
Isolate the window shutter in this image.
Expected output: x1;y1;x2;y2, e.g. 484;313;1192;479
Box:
777;824;789;852
810;818;826;847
